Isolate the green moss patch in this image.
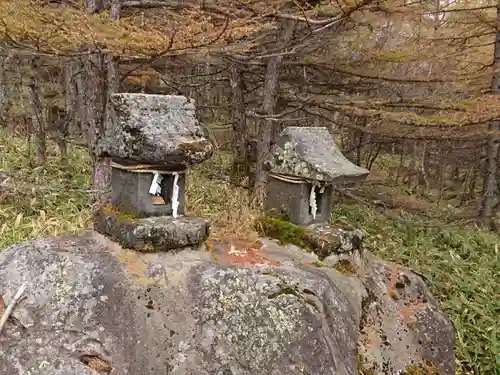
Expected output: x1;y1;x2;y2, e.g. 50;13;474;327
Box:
253;216;346;260
254;215;316;253
401;362;440;375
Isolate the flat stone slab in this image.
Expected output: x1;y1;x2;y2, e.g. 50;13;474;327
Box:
94;209;210;251
99;93;214;167
306;223;364;258
266;127;369;183
254;217;364;260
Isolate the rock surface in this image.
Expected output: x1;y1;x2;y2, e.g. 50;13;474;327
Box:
358;253;456;375
254;217;365;260
93;208;210;251
0;233;455;375
99;93;214;167
266;127;369;183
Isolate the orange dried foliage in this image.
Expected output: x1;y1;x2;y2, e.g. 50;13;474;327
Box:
83;356;113;374
0;0;273;56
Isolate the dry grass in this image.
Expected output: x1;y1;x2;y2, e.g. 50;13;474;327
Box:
0;131;259;248
186;153;260;240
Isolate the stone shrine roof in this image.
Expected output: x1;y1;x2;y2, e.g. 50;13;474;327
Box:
99;93;214;168
266;127;369;183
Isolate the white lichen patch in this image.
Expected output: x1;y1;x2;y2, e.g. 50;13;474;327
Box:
199;268;307;370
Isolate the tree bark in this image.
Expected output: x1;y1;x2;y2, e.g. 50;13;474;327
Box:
0;55;11;127
28;57;46;166
75;51;91;144
229;64;248;177
88;52;112;210
480;2;500;230
253;19;296;203
64;59;80;141
110;0;121;20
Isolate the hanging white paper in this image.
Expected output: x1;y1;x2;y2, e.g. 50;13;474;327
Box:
309;185;317;220
149;173;164;196
171;172;180;218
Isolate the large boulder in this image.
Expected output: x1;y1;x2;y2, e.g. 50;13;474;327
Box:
0;233;455;375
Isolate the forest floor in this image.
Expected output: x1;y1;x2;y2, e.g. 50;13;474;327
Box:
0;131;498;374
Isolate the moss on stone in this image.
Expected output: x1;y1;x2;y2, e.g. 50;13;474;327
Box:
357;355;375;375
178;140;212;157
99;203;138;223
138;243;156;253
401;362;440;375
254;216;347;260
333;259;357;276
254;216;315;254
390;290;400;301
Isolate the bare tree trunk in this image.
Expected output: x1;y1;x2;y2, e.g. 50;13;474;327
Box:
76;54;90;146
64;59;80;141
88;51;112;210
91;0;120;208
28;57;46;166
480;2;500;230
0;55;11;127
229;64;248;177
85;0;105;13
253;20;296;203
110;0;121;19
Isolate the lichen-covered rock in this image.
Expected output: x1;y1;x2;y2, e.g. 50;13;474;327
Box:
254;216;364;260
358;253;456;375
305;223;364;259
265;127;369;183
98;93;214;167
0;233;361;375
94;206;209;251
0;233;454;375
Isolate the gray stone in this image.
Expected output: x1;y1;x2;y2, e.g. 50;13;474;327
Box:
110;168;186;218
255;218;364;260
93;209;209;251
0;233;361;375
99;93;214;167
264;127;369;226
265;177;335;225
358;253;456;375
266;127;369;183
0;233;455;375
306;224;364;256
258;223;455;375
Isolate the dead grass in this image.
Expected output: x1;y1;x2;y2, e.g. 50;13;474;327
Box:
0;131;259;248
187;153;260;240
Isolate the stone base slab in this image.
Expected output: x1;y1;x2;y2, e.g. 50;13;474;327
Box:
94;206;210;252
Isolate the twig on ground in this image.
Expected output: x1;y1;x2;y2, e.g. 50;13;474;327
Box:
0;281;28;336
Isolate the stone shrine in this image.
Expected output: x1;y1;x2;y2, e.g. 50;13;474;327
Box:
264;126;369;226
94;93;213;252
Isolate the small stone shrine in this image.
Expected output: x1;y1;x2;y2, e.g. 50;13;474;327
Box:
94;93;214;252
265;126;369;226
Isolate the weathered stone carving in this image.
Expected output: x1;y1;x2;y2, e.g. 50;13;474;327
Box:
100;93;214;167
0;106;455;375
265;127;369;225
93;93;213;252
